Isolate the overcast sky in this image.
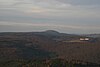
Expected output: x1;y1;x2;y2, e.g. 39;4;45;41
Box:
0;0;100;34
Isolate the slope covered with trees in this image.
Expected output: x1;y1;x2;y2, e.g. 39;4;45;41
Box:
0;30;100;66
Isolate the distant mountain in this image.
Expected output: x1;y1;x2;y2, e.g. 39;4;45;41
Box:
43;30;60;34
0;30;84;42
32;30;81;41
34;30;61;36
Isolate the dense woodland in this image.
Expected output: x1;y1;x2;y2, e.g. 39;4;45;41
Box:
0;30;100;67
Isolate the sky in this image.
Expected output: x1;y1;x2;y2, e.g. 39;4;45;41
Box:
0;0;100;34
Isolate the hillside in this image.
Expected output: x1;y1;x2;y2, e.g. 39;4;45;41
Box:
0;30;100;66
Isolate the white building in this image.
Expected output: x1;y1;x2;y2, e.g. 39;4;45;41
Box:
80;38;90;41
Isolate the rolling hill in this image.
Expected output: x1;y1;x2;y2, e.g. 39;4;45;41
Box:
0;30;100;65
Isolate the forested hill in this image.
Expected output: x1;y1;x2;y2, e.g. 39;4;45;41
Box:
0;30;100;66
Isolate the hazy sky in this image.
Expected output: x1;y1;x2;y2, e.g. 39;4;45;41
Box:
0;0;100;34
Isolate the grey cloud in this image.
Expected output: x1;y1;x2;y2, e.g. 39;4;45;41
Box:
58;0;100;5
0;0;100;33
0;24;100;34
